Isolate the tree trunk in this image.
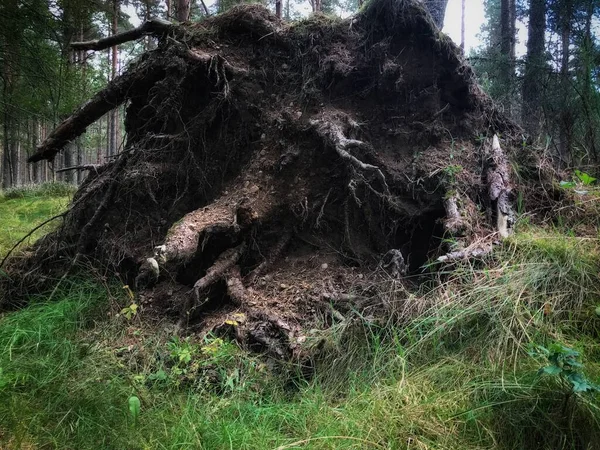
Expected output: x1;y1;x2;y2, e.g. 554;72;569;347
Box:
581;0;597;163
460;0;465;51
109;0;119;158
499;0;516;116
176;0;190;22
522;0;546;139
422;0;449;29
275;0;282;18
558;1;573;166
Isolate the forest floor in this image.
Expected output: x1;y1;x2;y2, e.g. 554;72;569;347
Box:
1;184;600;449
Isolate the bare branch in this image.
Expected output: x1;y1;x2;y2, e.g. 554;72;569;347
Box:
72;19;177;52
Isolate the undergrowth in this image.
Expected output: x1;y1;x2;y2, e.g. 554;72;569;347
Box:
1;197;600;449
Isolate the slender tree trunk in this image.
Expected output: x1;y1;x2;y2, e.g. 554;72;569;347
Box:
275;0;282;18
460;0;465;51
176;0;190;21
558;1;573;166
499;0;516;116
166;0;171;19
32;119;39;184
109;0;119;158
522;0;546;139
582;0;596;163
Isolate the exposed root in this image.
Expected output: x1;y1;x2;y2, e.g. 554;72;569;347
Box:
193;242;247;303
247;228;293;284
486;135;513;238
311;115;390;196
443;194;467;236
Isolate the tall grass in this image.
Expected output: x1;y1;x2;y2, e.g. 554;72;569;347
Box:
1;195;599;449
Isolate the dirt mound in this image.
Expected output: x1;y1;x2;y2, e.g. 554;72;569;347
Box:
1;0;518;359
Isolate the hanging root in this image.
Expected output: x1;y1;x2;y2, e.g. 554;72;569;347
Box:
310;114;390;196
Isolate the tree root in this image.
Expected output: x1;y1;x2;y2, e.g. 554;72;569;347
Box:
310;116;390;196
486;135;513;238
193;243;247;303
247;228;293;285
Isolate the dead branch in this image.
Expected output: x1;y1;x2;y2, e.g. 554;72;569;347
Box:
72;19;177;51
29;59;164;163
55;164;103;174
443;194;466;235
225;265;249;305
247;228;293;284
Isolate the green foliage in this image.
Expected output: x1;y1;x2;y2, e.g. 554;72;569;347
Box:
531;344;600;393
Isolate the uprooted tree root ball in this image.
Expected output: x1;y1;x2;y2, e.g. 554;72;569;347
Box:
1;0;519;359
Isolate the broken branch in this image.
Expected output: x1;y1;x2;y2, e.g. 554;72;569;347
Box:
72;19;177;51
29;60;164;163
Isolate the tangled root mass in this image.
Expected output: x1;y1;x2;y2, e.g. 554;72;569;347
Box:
2;0;518;359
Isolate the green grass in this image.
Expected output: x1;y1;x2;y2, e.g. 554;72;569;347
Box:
1;192;600;449
0;183;72;258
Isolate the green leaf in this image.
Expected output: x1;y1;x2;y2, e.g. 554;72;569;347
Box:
128;395;141;425
539;365;562;376
575;170;596;186
560;181;576;188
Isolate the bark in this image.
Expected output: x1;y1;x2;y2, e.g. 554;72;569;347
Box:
522;0;546;139
499;0;516;115
582;0;597;162
176;0;190;21
558;1;573;166
275;0;282;18
110;0;120;158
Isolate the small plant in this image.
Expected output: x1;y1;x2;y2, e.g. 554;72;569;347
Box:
559;169;597;188
128;395;141;426
442;165;463;185
530;343;600;393
574;170;596;186
120;303;138;320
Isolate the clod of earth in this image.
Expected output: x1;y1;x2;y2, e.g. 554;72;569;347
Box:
1;0;519;360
